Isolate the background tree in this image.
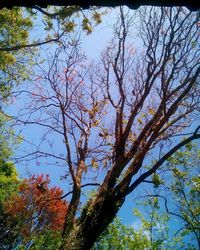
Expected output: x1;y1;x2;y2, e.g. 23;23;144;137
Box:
0;90;22;249
0;6;103;53
133;143;200;249
9;6;200;249
93;211;184;250
0;6;104;110
0;162;19;250
3;174;68;249
158;143;200;247
0;8;33;104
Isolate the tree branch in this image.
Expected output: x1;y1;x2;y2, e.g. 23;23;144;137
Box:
122;128;200;197
0;31;65;52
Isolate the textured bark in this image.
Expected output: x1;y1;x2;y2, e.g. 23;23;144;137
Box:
61;192;124;250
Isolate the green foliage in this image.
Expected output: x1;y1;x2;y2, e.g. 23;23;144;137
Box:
0;7;104;103
168;144;200;243
17;230;62;250
0;113;19;205
0;8;32;102
93;217;151;250
0;8;32;48
0;112;22;162
137;143;200;248
0;162;19;250
151;173;163;188
0;94;23;249
82;17;93;34
30;6;103;38
0;161;19;203
133;201;187;249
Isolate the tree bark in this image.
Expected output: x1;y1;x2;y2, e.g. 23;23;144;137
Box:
61;191;124;250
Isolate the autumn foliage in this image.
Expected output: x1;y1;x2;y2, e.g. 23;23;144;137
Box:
5;174;68;238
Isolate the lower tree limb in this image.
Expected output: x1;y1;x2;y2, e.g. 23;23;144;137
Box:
60;192;125;250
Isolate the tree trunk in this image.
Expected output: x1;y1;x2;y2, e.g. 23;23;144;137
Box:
61;192;125;250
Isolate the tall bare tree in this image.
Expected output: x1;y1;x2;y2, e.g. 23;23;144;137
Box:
11;6;200;249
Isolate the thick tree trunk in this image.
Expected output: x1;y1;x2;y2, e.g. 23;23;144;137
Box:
61;192;125;250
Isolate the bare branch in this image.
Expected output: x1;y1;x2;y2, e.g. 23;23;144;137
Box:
123;129;200;197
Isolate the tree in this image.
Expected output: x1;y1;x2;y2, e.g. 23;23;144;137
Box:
3;174;68;249
10;6;200;249
163;143;200;247
0;6;103;106
0;162;20;250
0;91;22;249
0;6;103;52
94;144;200;250
0;8;33;104
133;143;200;249
132;198;191;249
